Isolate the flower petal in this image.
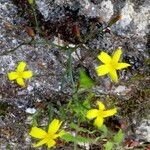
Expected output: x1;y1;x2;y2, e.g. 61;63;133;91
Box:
94;117;104;127
112;49;122;62
109;70;118;82
8;72;18;80
96;65;110;76
33;138;48;148
29;127;47;139
48;119;62;134
47;139;56;148
22;71;33;78
116;63;131;70
17;61;26;72
103;108;117;118
97;51;111;64
97;101;105;110
16;78;25;86
86;109;98;119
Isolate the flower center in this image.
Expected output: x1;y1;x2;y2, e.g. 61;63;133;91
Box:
108;60;118;70
17;71;23;78
46;133;55;140
98;110;104;117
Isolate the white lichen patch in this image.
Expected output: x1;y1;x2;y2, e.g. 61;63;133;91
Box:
80;0;114;22
36;0;50;21
53;36;64;47
113;85;131;95
120;1;135;28
115;1;150;37
71;48;81;61
135;5;150;36
54;0;72;5
136;119;150;142
25;108;36;114
0;56;15;72
100;0;114;22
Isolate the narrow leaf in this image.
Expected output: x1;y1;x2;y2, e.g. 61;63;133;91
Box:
31;109;42;127
83;93;95;109
104;141;114;150
79;69;95;89
113;129;124;143
99;124;108;136
62;133;94;143
108;15;122;27
69;122;97;134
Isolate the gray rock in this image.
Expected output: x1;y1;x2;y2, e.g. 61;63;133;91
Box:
0;0;149;149
135;118;150;142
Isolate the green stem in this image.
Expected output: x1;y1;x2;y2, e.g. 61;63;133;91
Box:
0;39;33;56
31;4;40;33
67;50;79;100
46;104;53;131
74;119;80;150
67;50;81;150
67;50;75;88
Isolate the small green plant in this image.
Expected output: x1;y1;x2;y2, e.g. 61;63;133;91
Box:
6;45;130;149
104;129;124;150
4;8;132;148
27;60;129;149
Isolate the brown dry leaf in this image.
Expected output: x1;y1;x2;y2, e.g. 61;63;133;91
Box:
35;102;46;109
108;15;122;27
124;139;140;148
145;145;150;150
4;22;14;30
25;26;35;38
72;23;80;37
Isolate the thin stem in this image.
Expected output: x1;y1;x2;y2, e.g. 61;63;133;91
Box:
31;4;40;33
0;39;33;56
46;104;53;131
67;50;81;150
74;119;80;150
67;50;75;87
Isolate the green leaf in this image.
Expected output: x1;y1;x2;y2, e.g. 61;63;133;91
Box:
72;102;88;122
61;133;74;142
77;135;95;143
145;58;150;65
104;141;114;150
59;105;67;120
83;93;95;109
27;0;34;4
130;73;144;80
31;109;42;127
99;124;108;136
69;122;97;134
79;69;95;89
113;129;124;143
62;133;94;143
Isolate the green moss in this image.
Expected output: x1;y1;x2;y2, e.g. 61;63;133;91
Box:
0;102;9;116
119;88;150;122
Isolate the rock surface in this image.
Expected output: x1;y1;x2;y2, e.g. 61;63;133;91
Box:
0;0;150;149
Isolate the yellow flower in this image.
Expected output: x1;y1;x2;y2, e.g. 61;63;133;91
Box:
86;101;117;128
96;49;131;82
8;61;33;86
29;119;65;148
